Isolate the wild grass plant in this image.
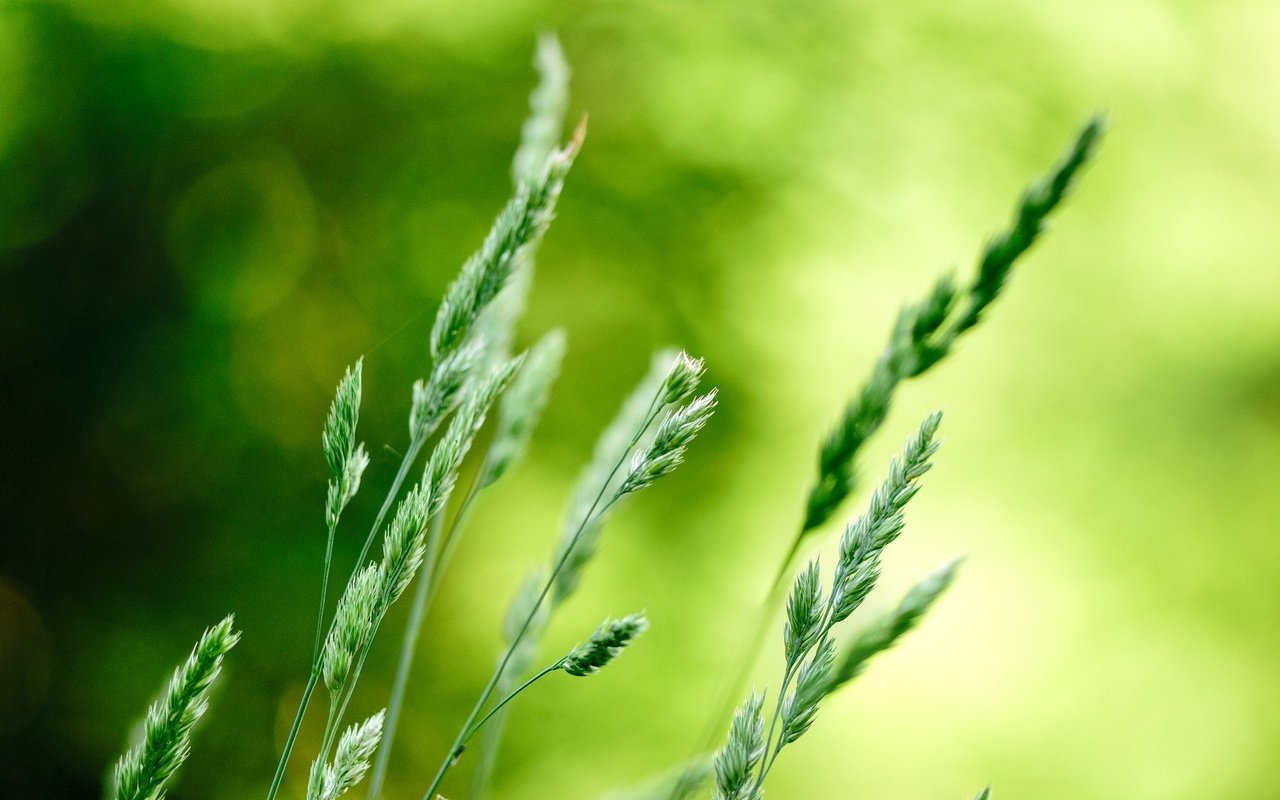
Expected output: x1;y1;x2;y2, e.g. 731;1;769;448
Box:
105;34;1101;800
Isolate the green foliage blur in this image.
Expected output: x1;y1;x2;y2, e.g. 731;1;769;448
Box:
2;1;1279;798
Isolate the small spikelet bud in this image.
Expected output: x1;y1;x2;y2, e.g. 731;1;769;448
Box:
712;691;765;800
322;563;383;695
560;613;648;677
310;710;385;800
663;351;705;405
783;559;823;665
323;360;362;479
617;390;718;496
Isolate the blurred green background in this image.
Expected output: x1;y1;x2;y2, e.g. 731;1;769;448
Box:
2;0;1279;798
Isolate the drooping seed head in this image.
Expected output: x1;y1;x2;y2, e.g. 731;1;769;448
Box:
561;612;649;677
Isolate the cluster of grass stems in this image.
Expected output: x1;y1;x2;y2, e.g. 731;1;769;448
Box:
105;34;1101;800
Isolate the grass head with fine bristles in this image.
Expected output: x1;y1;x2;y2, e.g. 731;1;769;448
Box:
802;118;1103;534
561;613;649;677
713;691;766;800
307;710;384;800
98;36;1104;800
110;616;239;800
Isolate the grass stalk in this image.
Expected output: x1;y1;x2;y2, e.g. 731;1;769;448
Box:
267;434;428;800
421;389;666;800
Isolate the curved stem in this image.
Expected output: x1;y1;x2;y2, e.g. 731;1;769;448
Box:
463;663;560;743
421;393;664;800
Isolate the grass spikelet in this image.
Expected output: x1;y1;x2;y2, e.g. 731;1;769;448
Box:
617;389;718;496
560;613;649;677
379;484;431;607
324;362;369;529
554;349;677;601
308;710;385;800
322;563;383;695
323;360;362;479
827;556;962;692
801;118;1103;534
472;33;571;373
511;32;570;187
478;329;566;489
950;116;1105;337
712;692;765;800
783;558;824;666
423;355;525;518
110;615;240;800
430;123;583;361
779;637;834;746
410;337;487;442
830;410;942;622
663;351;706;406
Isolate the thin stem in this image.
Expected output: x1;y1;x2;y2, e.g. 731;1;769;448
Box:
354;435;428;570
303;693;342;800
751;660;798;795
367;511;447;800
753;589;841;794
313;524;338;664
462;663;560;743
421;392;665;800
266;672;320;800
267;433;428;800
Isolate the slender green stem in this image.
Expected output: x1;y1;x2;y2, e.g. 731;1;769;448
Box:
265;520;341;800
750;660;798;795
302;693;342;800
421;393;664;800
313;524;338;664
462;663;560;743
355;435;428;570
267;433;428;800
267;672;320;800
